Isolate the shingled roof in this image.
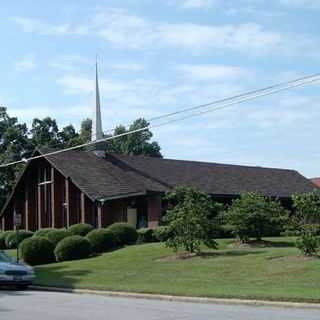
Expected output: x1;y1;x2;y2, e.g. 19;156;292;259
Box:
41;150;315;200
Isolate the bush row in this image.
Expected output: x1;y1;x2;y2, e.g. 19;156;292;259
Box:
16;223;140;265
1;223;170;265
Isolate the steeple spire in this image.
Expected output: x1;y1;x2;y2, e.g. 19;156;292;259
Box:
91;59;105;157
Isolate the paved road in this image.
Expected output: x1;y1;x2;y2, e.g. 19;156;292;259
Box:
0;290;319;320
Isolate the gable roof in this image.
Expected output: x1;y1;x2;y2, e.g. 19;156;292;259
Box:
1;149;315;216
43;150;167;201
43;149;315;200
106;154;315;198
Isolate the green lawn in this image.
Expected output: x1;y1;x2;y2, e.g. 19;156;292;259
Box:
6;237;320;302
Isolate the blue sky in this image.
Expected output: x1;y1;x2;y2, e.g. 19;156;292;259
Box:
0;0;319;177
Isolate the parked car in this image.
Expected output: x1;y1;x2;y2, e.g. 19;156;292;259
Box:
0;251;34;289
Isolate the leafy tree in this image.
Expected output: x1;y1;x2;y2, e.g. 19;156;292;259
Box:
292;191;320;255
224;192;288;242
30;117;60;148
163;186;222;253
106;118;162;157
58;124;79;146
295;224;319;256
0;110;81;210
0;107;32;209
292;190;320;225
79;117;162;157
79;118;92;142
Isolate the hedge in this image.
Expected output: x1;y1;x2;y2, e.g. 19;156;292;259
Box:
68;223;94;236
20;236;55;265
54;235;92;261
5;230;34;249
0;231;13;249
86;229;116;253
107;223;138;245
137;228;155;243
33;228;56;237
153;226;171;242
46;229;70;246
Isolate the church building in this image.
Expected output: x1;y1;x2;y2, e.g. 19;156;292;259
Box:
0;65;315;231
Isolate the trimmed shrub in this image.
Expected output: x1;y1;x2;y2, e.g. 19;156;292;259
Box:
5;230;33;249
68;223;94;236
107;223;138;245
46;229;71;246
296;225;320;256
86;229;116;253
137;228;155;243
54;235;92;261
20;236;55;265
33;228;55;237
153;226;170;242
0;233;5;249
0;231;13;249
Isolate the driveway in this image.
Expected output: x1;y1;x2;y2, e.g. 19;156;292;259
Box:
0;290;319;320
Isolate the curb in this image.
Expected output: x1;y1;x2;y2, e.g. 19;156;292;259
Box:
30;286;320;310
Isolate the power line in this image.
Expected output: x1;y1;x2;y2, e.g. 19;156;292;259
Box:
0;73;319;169
91;72;320;139
20;72;320;150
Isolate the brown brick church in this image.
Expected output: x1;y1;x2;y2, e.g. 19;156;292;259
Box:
0;66;315;231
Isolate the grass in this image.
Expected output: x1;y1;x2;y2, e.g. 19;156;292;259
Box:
5;237;320;302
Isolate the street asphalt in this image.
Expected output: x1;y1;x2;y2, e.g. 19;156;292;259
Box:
0;290;319;320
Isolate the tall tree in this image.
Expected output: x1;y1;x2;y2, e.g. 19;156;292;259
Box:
107;118;162;157
224;192;288;242
30;117;60;148
79;118;92;142
0;107;32;209
58;124;80;147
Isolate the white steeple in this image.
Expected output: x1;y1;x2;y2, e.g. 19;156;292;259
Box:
91;60;105;157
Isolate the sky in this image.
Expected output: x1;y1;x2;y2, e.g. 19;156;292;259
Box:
0;0;319;177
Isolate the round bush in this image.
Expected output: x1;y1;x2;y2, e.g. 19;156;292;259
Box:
46;229;70;246
86;229;116;253
5;230;33;249
33;228;55;237
0;231;13;249
107;223;138;245
0;233;5;249
137;228;155;243
20;236;55;265
153;226;170;242
68;223;94;236
54;235;92;262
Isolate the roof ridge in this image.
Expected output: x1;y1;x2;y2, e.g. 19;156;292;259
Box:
111;152;297;173
106;154;171;190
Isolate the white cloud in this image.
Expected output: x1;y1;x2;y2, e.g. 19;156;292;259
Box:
15;54;36;72
10;9;316;57
57;75;94;94
10;16;88;36
177;64;249;80
49;54;92;72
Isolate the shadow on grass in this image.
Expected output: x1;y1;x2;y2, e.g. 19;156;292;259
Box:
34;265;92;289
199;250;266;258
262;240;296;248
230;239;296;249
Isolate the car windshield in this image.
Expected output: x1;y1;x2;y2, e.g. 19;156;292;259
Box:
0;251;14;263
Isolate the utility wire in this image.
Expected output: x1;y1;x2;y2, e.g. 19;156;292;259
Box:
91;72;320;139
27;72;320;149
0;73;319;169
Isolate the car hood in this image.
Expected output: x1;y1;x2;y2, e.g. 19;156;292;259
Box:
0;261;33;272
